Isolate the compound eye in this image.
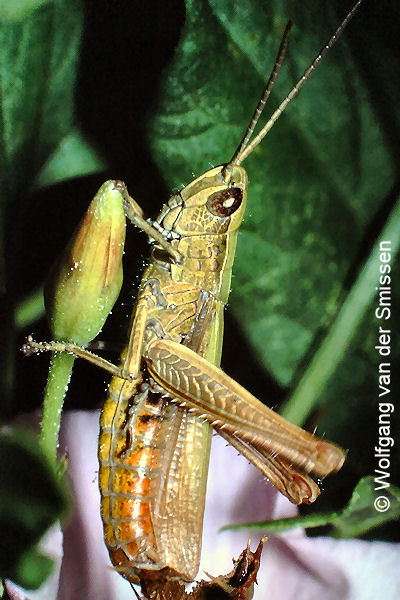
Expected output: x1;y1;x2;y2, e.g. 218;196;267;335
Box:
206;187;243;218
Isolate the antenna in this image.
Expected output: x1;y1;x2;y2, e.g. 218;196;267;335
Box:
227;20;293;169
225;0;364;170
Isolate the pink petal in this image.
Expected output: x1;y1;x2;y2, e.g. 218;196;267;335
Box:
201;435;400;600
54;411;400;600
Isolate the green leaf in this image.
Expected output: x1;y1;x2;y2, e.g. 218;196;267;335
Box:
281;196;400;425
221;477;400;538
0;0;84;199
0;428;69;589
0;0;52;23
331;476;400;538
35;128;106;189
13;545;54;591
14;287;45;329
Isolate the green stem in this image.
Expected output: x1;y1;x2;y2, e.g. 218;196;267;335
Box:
281;194;400;425
39;352;75;468
220;510;341;534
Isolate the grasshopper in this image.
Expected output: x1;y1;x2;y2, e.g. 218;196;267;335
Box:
24;0;364;595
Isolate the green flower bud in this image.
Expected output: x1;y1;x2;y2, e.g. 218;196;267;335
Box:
45;180;126;346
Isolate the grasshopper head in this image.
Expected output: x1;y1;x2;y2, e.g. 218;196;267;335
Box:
153;165;248;302
159;165;248;237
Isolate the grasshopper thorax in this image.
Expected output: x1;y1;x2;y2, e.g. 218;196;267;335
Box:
151;165;247;303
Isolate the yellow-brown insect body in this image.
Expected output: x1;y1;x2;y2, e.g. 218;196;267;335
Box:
98;165;249;582
157;165;248;303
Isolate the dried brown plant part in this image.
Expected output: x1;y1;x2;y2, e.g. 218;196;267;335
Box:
138;539;265;600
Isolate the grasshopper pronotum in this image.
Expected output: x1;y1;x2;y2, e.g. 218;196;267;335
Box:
24;0;364;595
